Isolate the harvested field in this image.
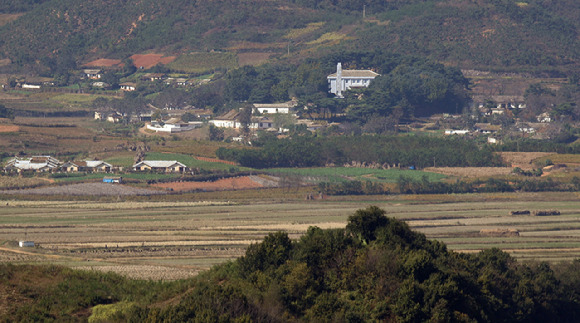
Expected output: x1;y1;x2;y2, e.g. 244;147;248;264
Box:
0;192;579;279
237;52;273;66
130;54;176;69
0;124;19;133
73;265;200;281
83;58;122;67
195;156;237;166
151;176;268;192
424;167;513;177
0;183;166;196
499;152;554;169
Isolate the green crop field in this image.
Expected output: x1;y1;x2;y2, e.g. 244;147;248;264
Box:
144;151;251;171
266;167;446;183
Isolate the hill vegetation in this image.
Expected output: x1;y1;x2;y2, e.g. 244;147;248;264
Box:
0;0;578;74
2;206;580;322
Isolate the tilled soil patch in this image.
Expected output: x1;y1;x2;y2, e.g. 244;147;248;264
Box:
0;183;166;196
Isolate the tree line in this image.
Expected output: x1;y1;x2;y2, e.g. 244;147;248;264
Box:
318;175;580;196
216;135;504;169
4;206;580;321
97;207;580;321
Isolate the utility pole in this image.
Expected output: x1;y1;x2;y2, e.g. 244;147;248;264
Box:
363;5;366;19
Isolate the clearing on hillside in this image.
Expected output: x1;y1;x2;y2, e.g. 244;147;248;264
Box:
130;54;176;69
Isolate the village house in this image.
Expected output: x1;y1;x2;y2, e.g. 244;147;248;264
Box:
91;82;109;88
142;73;166;81
4;156;60;173
61;160;113;173
327;63;379;98
444;129;470;135
22;83;42;89
253;101;298;114
474;123;501;134
537;112;552;123
209;110;240;128
132;160;188;173
107;112;124;123
83;69;102;80
189;109;213;120
209;110;274;130
120;82;137;91
146;119;202;133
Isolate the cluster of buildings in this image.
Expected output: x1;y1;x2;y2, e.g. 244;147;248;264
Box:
3;156;188;174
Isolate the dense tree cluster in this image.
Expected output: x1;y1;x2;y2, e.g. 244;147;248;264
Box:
0;104;14;120
217;135;504;169
4;207;580;321
124;206;580;321
317;175;580;195
1;0;578;75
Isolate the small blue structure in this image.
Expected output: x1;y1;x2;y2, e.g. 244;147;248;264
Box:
103;176;122;183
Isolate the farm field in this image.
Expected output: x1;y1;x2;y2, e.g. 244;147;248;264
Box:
151;175;278;192
0;192;579;280
267;167;447;183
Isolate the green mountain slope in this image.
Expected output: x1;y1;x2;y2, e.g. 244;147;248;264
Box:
0;0;578;72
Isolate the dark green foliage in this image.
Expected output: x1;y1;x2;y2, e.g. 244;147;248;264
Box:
0;264;186;322
4;207;580;322
0;104;14;120
239;231;293;277
346;205;388;244
217;135;504;169
0;0;578;76
0;0;49;13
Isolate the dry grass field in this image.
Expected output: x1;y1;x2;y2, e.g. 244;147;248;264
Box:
424;167;513;178
0;192;579;280
151;176;266;192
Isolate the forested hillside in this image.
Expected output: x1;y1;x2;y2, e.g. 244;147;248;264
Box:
3;207;580;322
0;0;578;73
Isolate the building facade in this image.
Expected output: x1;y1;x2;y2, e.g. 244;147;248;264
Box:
327;63;379;98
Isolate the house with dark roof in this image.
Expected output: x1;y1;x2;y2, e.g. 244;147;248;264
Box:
327;63;379;98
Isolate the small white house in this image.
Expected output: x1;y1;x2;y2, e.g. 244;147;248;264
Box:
84;69;102;79
146;121;202;133
120;82;136;91
444;129;470;135
253;101;297;114
22;83;41;89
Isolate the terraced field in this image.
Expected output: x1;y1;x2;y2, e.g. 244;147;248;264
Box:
0;192;579;280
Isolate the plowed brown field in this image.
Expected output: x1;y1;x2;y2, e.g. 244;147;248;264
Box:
0;124;18;133
130;54;176;69
152;176;263;192
83;58;122;67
